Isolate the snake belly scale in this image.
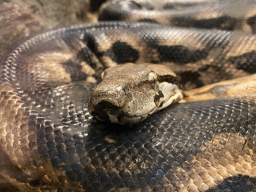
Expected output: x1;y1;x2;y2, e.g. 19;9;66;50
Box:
1;0;256;191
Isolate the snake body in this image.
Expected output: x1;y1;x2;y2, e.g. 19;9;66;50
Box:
1;0;256;191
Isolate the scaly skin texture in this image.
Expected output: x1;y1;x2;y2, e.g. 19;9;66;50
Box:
1;0;256;191
89;63;182;124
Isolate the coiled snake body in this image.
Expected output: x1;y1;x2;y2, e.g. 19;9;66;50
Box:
1;0;256;191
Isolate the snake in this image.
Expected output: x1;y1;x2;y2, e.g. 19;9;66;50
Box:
1;0;256;191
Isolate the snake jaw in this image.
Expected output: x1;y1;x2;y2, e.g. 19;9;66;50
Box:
89;63;183;124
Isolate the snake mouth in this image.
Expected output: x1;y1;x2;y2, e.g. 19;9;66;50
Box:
89;99;150;124
89;100;124;123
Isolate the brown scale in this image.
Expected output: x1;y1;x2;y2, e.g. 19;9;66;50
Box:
1;0;256;191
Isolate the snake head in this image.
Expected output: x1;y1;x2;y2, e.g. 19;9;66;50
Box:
89;63;183;124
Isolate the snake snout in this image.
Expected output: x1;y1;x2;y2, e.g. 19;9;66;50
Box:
89;99;123;123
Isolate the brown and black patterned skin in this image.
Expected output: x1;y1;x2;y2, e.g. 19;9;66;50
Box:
1;0;256;191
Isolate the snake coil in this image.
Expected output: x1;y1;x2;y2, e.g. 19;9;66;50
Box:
0;0;256;191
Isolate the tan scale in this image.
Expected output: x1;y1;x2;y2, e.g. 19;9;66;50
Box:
226;32;256;58
95;29;149;67
1;0;256;191
26;51;73;84
167;133;256;191
183;74;256;102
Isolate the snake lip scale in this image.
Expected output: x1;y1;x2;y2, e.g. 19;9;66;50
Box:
1;0;256;191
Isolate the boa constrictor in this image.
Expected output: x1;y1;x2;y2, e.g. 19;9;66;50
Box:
1;0;256;191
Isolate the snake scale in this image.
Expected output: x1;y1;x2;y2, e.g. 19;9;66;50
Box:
1;0;256;191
